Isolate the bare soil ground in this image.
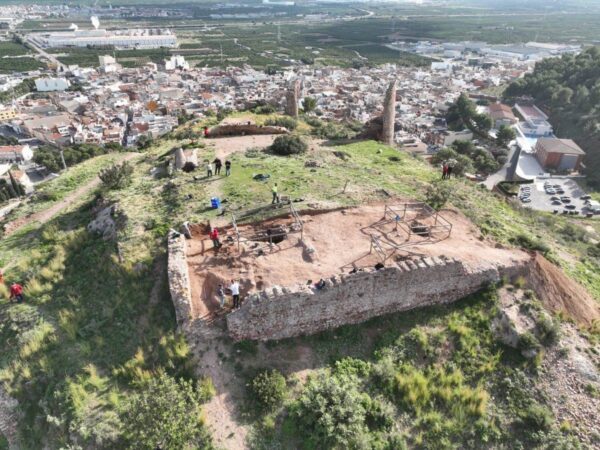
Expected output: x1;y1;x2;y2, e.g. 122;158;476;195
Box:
186;203;531;320
530;253;600;326
207;134;279;160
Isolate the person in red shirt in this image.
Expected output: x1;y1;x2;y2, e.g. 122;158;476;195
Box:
209;227;221;249
10;282;23;303
203;126;209;138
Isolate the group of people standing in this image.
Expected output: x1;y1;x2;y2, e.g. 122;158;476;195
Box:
441;162;454;180
206;158;231;178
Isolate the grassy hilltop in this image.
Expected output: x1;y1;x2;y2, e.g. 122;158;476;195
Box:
0;114;599;448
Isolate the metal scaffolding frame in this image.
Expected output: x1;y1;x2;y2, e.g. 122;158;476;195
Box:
231;203;304;252
368;203;452;261
382;203;452;243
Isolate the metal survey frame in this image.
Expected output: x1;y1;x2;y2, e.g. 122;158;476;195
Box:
382;203;452;242
231;203;304;251
368;203;453;262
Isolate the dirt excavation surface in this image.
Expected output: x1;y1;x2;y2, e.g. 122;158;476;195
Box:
207;134;279;160
186;203;531;319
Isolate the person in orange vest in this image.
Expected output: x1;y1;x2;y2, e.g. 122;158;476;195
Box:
0;270;4;286
209;227;221;249
10;282;24;303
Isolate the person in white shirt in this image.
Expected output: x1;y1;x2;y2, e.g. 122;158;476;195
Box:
207;162;213;178
230;279;241;309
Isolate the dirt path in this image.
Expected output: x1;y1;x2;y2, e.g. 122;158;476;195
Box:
3;153;138;236
186;321;249;450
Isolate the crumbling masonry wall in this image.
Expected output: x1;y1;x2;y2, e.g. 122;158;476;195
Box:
227;257;527;341
168;232;193;328
381;80;397;145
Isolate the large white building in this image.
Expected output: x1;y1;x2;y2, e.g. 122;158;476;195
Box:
32;28;177;50
35;77;70;92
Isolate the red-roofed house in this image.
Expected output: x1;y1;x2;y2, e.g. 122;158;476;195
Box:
489;103;517;128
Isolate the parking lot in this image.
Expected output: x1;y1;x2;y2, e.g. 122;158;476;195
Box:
517;178;599;217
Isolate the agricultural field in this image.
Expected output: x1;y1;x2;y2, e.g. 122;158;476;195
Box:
0;40;43;73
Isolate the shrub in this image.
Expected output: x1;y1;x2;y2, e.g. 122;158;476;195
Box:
251;369;287;410
121;372;212;449
264;116;297;130
535;316;560;346
508;233;550;254
99;162;134;190
269;134;308;156
425;182;452;210
291;373;370;448
311;121;355;140
517;403;553;431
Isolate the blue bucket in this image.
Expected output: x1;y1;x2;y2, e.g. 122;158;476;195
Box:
211;197;221;209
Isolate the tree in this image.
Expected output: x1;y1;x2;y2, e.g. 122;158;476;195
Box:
472;148;499;174
450;140;475;156
473;113;492;133
98;162;133;190
302;96;317;113
121;373;211;450
136;135;153;150
496;125;516;147
553;87;573;105
269;134;308;156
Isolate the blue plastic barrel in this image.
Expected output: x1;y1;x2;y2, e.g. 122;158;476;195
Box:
211;197;221;209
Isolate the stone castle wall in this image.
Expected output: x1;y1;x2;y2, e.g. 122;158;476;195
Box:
227;256;528;341
167;232;193;328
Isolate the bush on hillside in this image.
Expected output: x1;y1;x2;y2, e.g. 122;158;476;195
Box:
251;369;287;410
290;374;370;448
121;372;212;449
264;116;298;130
425;182;452;210
269;134;308;156
99;162;133;190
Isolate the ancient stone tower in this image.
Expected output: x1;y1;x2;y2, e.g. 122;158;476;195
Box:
381;80;397;145
285;79;301;118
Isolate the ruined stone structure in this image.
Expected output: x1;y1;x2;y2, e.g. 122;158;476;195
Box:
226;256;528;341
381;80;397;145
174;148;199;171
285;79;301;118
167;232;193;328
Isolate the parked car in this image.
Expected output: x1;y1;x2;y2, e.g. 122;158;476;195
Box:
581;195;592;201
565;204;576;210
560;196;571;203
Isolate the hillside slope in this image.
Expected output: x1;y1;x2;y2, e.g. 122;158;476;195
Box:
0;116;598;448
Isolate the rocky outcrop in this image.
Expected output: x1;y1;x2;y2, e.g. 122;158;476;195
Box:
87;203;125;240
174;148;199;171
